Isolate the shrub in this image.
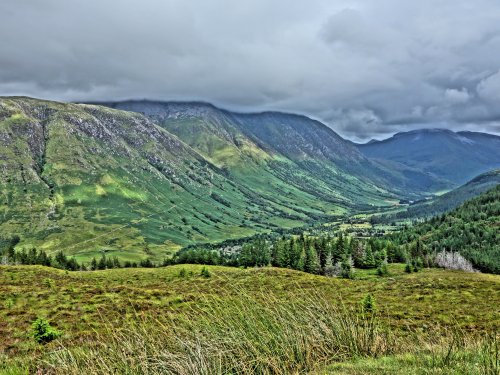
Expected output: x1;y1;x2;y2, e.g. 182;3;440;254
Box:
200;266;211;278
178;268;187;278
43;278;55;288
32;318;61;344
340;256;355;279
362;294;377;314
377;261;389;276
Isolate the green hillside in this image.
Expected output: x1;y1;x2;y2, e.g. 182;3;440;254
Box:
107;101;450;199
0;97;407;262
380;169;500;221
391;185;500;273
1;97;496;263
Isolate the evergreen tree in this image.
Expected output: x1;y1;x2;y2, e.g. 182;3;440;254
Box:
304;245;319;274
340;255;354;279
362;246;376;268
90;257;98;271
97;255;107;270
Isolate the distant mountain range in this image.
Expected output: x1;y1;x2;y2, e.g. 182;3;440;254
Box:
1;97;499;260
356;128;500;185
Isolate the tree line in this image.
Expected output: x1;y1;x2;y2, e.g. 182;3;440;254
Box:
0;238;157;271
169;233;410;278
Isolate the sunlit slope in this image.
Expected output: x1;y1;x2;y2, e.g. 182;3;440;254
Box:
106;101;446;207
1;97;393;261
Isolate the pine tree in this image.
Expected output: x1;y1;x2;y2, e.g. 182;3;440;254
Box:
97;255;107;270
324;251;335;277
106;257;114;269
304;245;318;274
274;238;287;267
297;247;306;271
340;255;354;279
316;238;328;272
362;246;376;268
351;239;365;268
54;251;67;269
90;257;98;271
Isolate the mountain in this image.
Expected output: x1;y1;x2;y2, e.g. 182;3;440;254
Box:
356;129;500;185
391;184;500;273
103;101;449;199
1;97;493;262
0;97;412;261
380;169;500;221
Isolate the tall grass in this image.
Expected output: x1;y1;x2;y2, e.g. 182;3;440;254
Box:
427;332;499;374
43;288;389;374
37;285;499;374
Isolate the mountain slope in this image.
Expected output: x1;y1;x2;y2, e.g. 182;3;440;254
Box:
2;97;494;262
1;97;404;261
0;98;321;260
378;169;500;222
104;101;449;202
356;129;500;185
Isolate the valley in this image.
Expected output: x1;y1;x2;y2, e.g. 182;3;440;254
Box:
3;97;498;264
0;98;420;262
1;96;499;375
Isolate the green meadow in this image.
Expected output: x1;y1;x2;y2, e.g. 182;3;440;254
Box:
1;264;498;374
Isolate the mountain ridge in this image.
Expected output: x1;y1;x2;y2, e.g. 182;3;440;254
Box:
356;128;500;146
1;96;497;261
356;128;500;185
0;96;402;260
102;100;452;196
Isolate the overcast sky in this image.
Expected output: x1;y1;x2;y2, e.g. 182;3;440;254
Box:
2;0;500;141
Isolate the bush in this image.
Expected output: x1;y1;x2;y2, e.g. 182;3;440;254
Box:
32;318;61;344
362;294;377;314
377;261;389;276
340;256;354;279
200;266;211;278
43;278;55;288
178;268;187;278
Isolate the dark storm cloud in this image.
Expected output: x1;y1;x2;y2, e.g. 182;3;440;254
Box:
1;0;500;141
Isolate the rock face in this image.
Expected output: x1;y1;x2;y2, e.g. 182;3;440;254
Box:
0;97;457;260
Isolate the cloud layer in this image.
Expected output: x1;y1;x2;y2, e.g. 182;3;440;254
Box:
1;0;500;141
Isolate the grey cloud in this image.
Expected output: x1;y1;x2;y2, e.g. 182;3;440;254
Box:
1;0;500;141
445;88;471;104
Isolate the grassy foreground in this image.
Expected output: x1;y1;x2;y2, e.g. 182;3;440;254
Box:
1;264;499;374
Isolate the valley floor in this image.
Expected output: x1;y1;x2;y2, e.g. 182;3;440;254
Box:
1;264;499;374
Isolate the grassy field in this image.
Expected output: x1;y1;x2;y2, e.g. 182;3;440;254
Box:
1;264;499;374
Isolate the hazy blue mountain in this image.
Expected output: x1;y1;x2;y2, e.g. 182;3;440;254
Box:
356;129;500;185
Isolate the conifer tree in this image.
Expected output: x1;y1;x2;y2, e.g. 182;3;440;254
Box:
90;257;98;271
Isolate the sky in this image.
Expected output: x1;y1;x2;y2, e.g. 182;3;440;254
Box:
1;1;500;141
